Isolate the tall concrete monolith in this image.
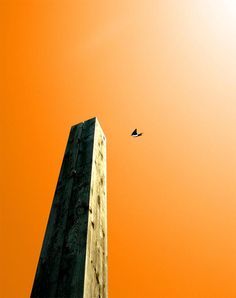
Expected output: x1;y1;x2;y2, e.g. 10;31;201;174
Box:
31;117;108;298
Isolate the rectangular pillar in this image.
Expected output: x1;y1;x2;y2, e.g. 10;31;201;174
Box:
31;117;108;298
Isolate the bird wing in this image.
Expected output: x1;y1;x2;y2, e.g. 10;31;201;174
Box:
131;129;137;136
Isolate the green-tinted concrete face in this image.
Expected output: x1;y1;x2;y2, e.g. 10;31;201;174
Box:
31;118;107;298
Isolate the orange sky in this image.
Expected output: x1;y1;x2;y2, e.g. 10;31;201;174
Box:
1;0;236;297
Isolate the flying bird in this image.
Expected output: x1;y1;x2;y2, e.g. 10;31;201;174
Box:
131;128;143;137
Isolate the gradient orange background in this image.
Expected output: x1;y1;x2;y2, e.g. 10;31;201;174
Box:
1;1;236;297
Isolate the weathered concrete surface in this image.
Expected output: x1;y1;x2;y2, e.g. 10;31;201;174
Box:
83;119;108;298
31;117;107;298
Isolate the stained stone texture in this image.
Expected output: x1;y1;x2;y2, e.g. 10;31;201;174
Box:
31;117;108;298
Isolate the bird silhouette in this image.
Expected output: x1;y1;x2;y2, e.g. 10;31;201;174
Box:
131;128;143;137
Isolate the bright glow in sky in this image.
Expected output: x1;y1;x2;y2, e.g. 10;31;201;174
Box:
197;0;236;32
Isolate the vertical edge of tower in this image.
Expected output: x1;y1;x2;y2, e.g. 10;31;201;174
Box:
83;118;108;298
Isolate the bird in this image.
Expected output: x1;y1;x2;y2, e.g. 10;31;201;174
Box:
131;128;143;137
